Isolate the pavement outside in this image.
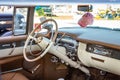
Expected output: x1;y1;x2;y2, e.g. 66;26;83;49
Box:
34;15;120;28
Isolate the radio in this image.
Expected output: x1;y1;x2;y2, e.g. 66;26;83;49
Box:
86;44;112;56
86;44;120;60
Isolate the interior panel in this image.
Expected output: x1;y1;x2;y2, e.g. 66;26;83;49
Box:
78;42;120;75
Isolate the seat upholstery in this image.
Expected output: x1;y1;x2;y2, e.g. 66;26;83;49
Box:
2;72;29;80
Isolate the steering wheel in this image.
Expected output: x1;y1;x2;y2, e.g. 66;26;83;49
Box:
23;19;58;62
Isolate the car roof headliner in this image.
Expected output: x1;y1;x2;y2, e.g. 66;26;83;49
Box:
0;0;120;6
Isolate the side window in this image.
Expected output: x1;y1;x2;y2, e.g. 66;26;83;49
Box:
0;6;14;37
0;6;28;37
14;7;28;35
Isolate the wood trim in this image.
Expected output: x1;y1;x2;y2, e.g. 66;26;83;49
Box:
77;38;120;50
27;7;35;34
0;55;23;65
0;35;27;44
91;57;104;63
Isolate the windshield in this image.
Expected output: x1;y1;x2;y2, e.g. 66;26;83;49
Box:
33;4;120;30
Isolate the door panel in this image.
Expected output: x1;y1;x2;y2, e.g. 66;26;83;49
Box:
0;55;24;73
0;35;26;58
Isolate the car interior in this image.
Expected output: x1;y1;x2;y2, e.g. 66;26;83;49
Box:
0;0;120;80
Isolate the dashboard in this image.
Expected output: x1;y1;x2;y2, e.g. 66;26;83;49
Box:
58;27;120;50
57;27;120;75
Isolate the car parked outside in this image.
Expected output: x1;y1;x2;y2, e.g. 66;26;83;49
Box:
0;13;25;36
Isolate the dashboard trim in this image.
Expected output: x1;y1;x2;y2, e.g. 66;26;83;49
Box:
91;57;104;63
76;38;120;50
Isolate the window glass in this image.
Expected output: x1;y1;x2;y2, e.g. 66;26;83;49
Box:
14;8;28;35
0;6;14;37
34;4;120;30
0;6;28;37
